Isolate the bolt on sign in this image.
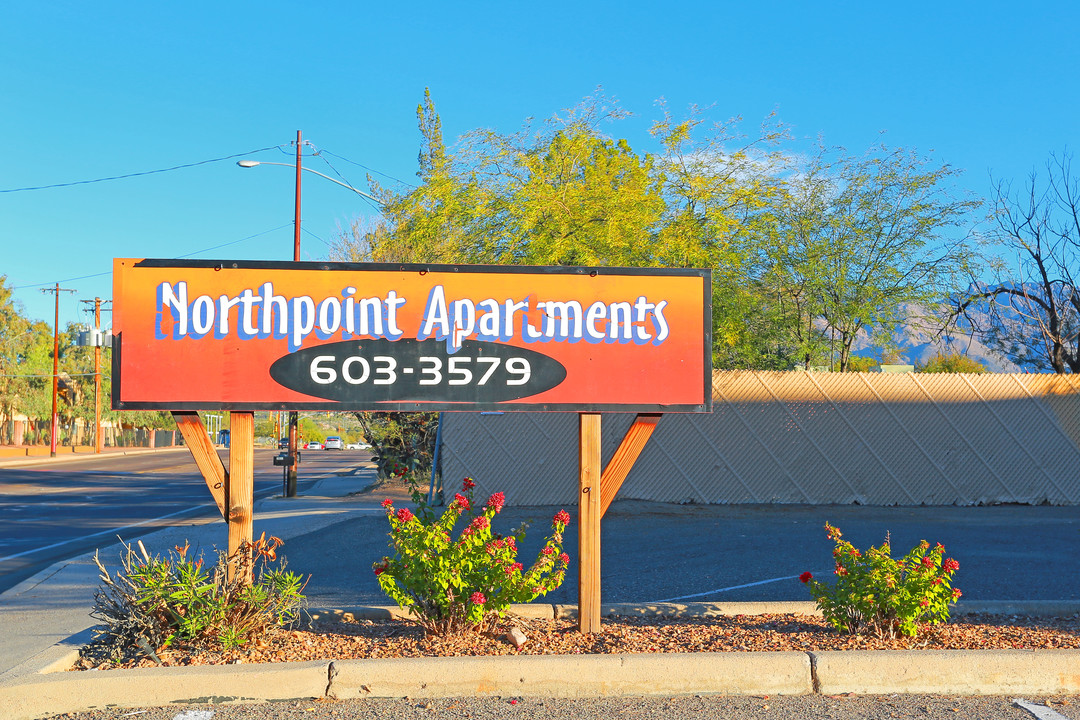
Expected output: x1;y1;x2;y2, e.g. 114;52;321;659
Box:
112;259;712;412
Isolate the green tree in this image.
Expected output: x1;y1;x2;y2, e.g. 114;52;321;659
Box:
334;93;981;373
780;145;980;371
649;105;790;368
0;277;53;442
917;352;986;373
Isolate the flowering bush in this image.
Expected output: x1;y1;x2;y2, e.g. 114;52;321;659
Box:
374;477;571;635
801;523;961;638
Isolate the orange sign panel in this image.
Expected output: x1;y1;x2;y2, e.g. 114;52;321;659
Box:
112;259;711;412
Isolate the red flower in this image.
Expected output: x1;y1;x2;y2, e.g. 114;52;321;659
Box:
381;498;393;508
487;492;505;514
505;562;524;575
799;571;813;584
942;558;959;573
462;477;476;491
553;510;571;527
542;546;555;556
952;588;963;599
559;553;569;565
453;493;471;511
396;508;414;523
921;556;935;568
470;591;486;605
374;567;385;576
920;598;929;607
470;516;490;531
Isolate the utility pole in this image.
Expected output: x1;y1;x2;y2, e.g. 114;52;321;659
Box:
81;298;112;453
286;130;303;498
41;283;76;457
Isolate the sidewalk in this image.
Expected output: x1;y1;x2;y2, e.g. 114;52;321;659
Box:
1;467;1078;719
0;444;189;469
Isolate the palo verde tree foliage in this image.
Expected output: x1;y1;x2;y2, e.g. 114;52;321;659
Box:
774;145;980;371
333;90;983;372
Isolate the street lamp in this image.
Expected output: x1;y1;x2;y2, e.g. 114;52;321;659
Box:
237;160;382;204
237;131;381;497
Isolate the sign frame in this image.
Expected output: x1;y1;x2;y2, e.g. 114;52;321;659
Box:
112;259;712;413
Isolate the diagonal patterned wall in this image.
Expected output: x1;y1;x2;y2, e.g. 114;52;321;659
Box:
439;372;1080;506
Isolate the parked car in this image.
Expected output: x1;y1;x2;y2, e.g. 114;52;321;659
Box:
305;441;324;450
346;442;372;450
324;436;344;450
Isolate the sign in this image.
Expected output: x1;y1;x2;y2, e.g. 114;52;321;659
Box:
112;259;711;412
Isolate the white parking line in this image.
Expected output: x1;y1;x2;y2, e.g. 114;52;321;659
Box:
1014;698;1071;720
652;574;808;603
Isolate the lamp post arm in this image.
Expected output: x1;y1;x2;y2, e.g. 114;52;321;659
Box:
237;160;382;205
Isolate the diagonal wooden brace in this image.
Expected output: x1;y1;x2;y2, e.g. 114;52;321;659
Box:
171;411;228;520
599;413;662;517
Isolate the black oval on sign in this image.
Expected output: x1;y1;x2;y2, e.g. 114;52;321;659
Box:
269;338;567;404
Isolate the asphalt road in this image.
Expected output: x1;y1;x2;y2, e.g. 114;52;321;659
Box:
42;693;1080;720
0;448;364;594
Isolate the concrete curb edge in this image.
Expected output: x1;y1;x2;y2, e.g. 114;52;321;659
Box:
2;601;1079;720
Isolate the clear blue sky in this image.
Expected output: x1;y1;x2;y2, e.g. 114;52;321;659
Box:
3;1;1076;329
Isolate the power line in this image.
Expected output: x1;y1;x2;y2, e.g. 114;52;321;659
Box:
12;223;295;290
176;223;294;258
319;149;416;188
312;154;384;213
0;145;287;193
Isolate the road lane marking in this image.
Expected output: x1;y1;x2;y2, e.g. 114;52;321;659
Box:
0;480;300;566
0;503;219;564
652;573;818;603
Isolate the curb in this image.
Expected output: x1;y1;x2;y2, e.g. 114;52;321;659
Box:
0;446;188;469
2;601;1079;720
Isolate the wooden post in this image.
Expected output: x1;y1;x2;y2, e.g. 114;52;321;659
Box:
227;411;255;583
171;411;227;519
578;412;602;633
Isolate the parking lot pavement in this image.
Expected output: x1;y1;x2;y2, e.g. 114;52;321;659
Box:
282;498;1080;608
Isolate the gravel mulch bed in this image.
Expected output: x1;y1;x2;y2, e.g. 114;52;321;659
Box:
73;611;1080;671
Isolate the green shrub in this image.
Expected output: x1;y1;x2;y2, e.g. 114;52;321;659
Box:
917;352;987;373
88;535;306;662
801;523;961;638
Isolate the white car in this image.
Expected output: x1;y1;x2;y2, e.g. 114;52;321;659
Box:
346;442;372;450
324;436;344;450
305;441;324;450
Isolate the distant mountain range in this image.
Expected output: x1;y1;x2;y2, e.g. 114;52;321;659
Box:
845;302;1020;372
